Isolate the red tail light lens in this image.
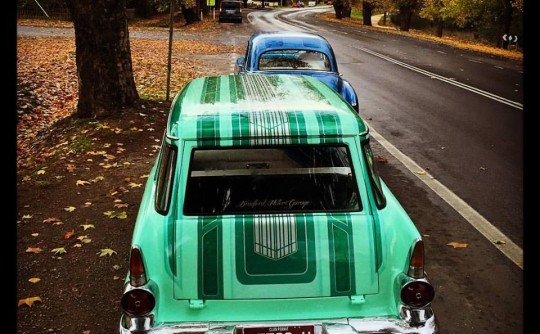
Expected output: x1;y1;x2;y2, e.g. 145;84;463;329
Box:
129;246;147;287
400;280;435;308
130;247;145;276
408;240;425;278
121;288;156;316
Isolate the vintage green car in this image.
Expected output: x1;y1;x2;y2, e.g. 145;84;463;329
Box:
120;74;438;333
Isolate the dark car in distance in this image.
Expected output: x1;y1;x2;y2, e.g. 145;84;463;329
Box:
219;0;243;23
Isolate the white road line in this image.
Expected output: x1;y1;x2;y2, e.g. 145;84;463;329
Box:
468;59;483;64
357;46;523;110
367;123;523;269
437;50;447;55
495;65;505;70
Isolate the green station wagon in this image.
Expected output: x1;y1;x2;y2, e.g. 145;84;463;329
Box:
120;74;438;333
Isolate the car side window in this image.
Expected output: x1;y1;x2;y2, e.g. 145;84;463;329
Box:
362;140;386;209
155;142;177;215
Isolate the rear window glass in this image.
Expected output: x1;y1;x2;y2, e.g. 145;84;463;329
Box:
184;146;361;215
258;50;331;71
222;1;241;9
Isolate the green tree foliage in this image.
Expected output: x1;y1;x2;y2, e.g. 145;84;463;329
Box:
419;0;523;48
152;0;200;24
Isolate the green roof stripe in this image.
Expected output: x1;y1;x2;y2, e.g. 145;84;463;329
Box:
234;75;245;101
228;75;238;104
201;76;221;104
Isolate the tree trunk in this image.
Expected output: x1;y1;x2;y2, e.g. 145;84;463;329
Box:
435;17;443;37
497;0;513;49
65;0;139;118
399;5;413;31
333;3;343;19
180;3;200;24
362;1;373;26
134;0;153;18
343;3;351;18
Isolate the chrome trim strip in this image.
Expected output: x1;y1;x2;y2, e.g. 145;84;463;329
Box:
166;133;179;141
359;125;369;137
407;266;424;279
130;273;147;287
191;167;352;177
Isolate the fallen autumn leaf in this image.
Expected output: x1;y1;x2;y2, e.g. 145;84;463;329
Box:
51;247;67;255
447;242;468;249
64;229;76;239
375;155;388;163
18;296;42;307
98;248;117;257
80;224;95;231
76;180;91;186
25;247;42;254
43;217;62;224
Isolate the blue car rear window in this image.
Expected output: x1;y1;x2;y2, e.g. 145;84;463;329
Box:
258;50;330;71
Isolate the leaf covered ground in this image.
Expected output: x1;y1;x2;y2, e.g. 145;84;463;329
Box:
16;18;249;334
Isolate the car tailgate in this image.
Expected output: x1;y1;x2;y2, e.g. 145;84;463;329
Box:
173;213;379;300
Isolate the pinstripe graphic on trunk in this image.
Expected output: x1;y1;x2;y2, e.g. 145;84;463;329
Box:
254;215;298;260
198;216;223;299
236;214;316;285
327;214;356;295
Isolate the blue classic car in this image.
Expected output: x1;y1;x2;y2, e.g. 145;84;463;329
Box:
235;31;359;112
119;74;437;333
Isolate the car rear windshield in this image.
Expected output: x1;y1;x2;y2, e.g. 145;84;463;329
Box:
184;145;361;215
222;1;241;9
258;50;331;71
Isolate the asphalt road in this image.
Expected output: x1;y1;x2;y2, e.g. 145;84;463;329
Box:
18;11;524;333
246;7;524;334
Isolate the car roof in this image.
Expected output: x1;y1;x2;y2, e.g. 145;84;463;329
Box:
247;31;338;72
166;74;367;143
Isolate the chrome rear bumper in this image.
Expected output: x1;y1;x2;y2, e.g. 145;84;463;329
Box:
120;310;438;334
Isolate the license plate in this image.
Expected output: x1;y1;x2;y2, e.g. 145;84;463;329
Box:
243;325;315;334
